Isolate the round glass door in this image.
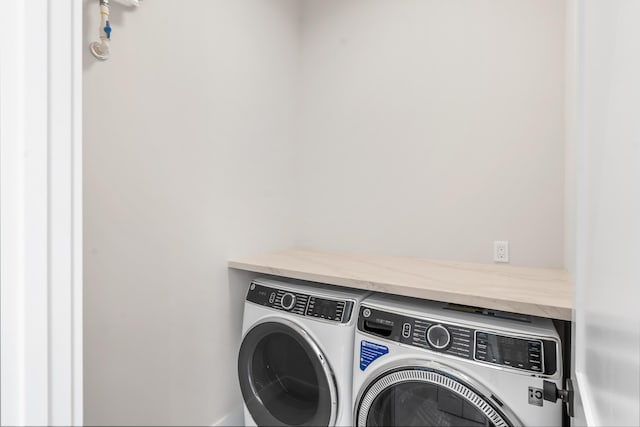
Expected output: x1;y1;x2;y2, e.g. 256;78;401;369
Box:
238;321;336;426
357;368;513;427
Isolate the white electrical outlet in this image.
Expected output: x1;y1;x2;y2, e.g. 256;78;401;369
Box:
494;241;509;263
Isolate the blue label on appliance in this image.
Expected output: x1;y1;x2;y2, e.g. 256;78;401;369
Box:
360;340;389;371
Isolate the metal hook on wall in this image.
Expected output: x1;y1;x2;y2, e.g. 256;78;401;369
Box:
89;0;143;61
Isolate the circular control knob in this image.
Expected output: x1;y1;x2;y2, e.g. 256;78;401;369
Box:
281;293;296;310
426;324;451;350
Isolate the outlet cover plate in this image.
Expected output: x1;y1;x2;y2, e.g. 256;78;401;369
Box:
494;241;509;263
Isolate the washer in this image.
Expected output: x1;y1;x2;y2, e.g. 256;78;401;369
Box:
238;277;370;426
352;294;564;427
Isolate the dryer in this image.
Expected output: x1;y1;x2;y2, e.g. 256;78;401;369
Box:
238;278;370;426
352;294;564;426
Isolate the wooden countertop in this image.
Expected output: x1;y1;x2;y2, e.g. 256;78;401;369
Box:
228;249;573;321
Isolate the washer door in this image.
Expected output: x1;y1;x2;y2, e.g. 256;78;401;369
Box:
238;319;337;426
356;366;516;427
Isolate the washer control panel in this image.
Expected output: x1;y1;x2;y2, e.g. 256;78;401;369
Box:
358;306;474;360
246;282;354;324
357;305;558;375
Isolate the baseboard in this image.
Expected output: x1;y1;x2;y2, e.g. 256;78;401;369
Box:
211;405;244;426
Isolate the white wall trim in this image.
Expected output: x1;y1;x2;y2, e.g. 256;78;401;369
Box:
0;0;83;425
72;0;84;421
573;1;640;425
574;372;599;426
1;0;26;423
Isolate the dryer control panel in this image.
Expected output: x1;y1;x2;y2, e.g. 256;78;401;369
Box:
475;331;543;372
358;305;558;376
247;282;354;324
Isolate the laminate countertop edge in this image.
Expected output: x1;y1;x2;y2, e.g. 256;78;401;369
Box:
228;249;573;321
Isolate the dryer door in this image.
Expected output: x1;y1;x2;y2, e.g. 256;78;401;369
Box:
238;319;337;426
355;366;518;427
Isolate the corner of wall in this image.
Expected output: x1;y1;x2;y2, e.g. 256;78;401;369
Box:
211;405;244;427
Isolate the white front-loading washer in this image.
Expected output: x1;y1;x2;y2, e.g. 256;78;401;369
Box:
238;278;370;426
352;294;565;427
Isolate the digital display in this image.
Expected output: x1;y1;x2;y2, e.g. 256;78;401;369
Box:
475;331;543;372
314;299;337;318
307;297;344;321
494;336;528;364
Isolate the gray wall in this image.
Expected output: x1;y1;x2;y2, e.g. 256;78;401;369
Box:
83;0;300;424
297;0;566;267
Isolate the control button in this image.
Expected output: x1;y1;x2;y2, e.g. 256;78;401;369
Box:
402;323;412;338
426;324;451;350
268;292;276;304
362;308;372;318
281;293;296;310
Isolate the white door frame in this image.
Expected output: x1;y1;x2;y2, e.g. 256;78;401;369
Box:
0;0;83;425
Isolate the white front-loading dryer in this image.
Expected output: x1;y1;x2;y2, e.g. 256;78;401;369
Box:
238;278;370;426
352;294;565;427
